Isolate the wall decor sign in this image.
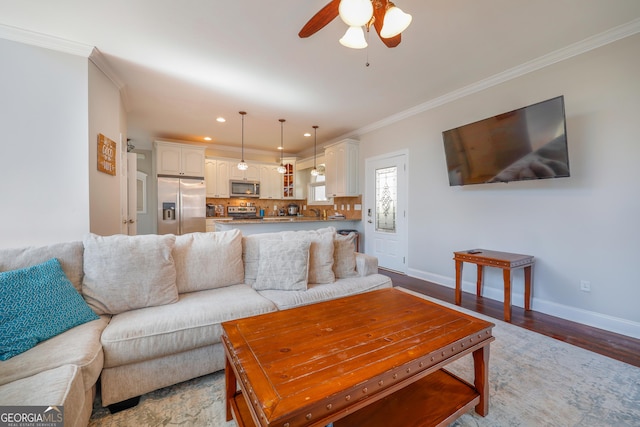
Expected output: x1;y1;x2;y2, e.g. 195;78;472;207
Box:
97;133;116;176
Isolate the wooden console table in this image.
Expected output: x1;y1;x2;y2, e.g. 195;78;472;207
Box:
454;249;534;322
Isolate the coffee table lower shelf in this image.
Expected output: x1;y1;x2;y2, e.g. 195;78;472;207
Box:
230;369;480;427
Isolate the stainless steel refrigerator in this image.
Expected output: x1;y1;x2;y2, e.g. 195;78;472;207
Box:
157;176;206;235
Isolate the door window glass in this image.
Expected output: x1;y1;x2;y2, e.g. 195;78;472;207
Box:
375;166;397;233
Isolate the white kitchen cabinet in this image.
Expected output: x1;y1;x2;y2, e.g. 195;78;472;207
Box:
282;157;305;199
324;139;359;197
205;158;230;198
259;164;282;200
155;141;205;177
230;162;260;181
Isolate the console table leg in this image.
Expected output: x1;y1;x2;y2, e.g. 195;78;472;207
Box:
476;265;483;297
455;260;463;305
524;265;532;311
225;357;236;421
503;269;512;322
473;345;490;416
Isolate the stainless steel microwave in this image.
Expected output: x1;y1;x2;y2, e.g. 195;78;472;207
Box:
230;180;260;198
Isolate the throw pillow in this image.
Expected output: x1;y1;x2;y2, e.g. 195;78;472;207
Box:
82;233;178;315
0;258;99;361
242;232;285;286
333;232;358;278
253;239;310;291
0;241;84;292
173;230;244;293
281;228;336;284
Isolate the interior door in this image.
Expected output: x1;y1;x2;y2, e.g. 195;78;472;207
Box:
126;152;138;235
364;151;408;273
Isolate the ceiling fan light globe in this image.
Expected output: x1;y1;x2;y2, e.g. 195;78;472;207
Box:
338;0;374;27
339;26;368;49
380;5;412;38
237;161;248;171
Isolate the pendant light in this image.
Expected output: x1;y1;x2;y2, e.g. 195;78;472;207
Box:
310;125;319;176
277;119;286;174
237;111;248;171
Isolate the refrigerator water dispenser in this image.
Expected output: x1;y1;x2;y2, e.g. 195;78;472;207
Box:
162;202;176;220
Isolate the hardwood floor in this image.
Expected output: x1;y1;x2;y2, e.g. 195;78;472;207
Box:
379;270;640;368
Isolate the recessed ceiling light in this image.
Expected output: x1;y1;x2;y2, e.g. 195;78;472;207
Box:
204;136;212;141
304;133;311;137
278;146;283;150
216;117;226;123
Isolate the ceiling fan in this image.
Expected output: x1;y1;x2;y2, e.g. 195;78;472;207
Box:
298;0;412;49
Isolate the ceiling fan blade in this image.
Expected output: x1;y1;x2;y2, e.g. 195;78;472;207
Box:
298;0;340;38
372;0;402;47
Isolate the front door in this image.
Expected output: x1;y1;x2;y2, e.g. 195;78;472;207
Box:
364;151;408;273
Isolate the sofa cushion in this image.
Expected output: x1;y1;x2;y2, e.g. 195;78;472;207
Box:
333;232;358;278
0;315;108;391
82;233;178;315
253;240;311;291
0;364;85;426
243;231;285;286
0;258;100;361
281;227;336;284
258;274;393;310
100;284;277;368
173;230;244;293
0;241;84;292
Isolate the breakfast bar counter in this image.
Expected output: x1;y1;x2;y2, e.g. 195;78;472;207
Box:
208;217;360;235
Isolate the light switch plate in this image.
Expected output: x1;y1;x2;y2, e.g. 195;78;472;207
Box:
354;204;362;211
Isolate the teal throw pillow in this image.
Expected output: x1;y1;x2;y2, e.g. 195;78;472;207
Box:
0;258;99;361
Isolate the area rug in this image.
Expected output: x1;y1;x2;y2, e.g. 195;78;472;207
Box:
89;288;640;426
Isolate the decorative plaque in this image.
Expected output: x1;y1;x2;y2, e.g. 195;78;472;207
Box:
97;133;116;176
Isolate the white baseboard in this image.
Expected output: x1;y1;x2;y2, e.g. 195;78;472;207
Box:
406;268;640;340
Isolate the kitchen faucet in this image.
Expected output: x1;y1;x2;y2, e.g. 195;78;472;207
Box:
310;208;321;217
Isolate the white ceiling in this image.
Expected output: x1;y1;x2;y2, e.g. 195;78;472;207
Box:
1;0;640;157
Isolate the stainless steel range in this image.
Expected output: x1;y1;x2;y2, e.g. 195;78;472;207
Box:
227;206;258;220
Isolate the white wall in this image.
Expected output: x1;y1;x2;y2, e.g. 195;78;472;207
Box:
0;38;89;248
359;34;640;338
88;61;126;236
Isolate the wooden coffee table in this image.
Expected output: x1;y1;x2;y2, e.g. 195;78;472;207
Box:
222;288;495;427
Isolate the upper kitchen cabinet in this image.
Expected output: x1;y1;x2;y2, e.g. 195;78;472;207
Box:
282;157;305;199
229;162;260;182
205;158;230;198
259;163;282;200
155;141;205;177
324;139;359;197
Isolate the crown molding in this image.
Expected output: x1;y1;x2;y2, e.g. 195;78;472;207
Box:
89;48;125;89
89;48;131;112
0;23;94;57
0;24;130;109
154;139;288;158
353;17;640;138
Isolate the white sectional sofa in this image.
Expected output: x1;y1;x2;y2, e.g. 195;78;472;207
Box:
0;227;392;426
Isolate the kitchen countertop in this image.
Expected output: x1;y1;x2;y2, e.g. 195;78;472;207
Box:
206;216;358;224
209;216;360;235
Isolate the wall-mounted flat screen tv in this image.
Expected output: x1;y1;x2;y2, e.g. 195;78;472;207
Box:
442;96;570;186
